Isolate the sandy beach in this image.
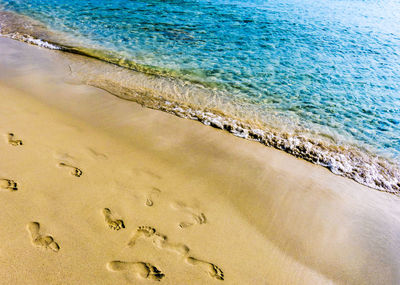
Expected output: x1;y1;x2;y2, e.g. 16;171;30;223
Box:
1;37;400;284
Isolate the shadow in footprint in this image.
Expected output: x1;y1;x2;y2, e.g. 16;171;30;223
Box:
26;222;60;252
107;261;164;281
59;162;83;177
103;208;125;231
0;179;18;191
7;133;23;146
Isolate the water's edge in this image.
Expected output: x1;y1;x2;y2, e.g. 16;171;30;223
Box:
1;10;399;195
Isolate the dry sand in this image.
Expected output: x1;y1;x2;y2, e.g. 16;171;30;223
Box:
0;37;400;284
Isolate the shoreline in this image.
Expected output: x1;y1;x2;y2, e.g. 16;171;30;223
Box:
1;37;400;284
1;9;400;194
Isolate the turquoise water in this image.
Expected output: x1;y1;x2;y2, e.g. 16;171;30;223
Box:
1;0;400;192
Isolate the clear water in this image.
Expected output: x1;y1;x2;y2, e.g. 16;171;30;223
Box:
1;0;400;191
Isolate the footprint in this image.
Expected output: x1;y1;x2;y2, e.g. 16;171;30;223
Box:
171;201;207;228
7;133;23;146
107;261;164;281
0;179;18;191
54;151;76;162
185;257;224;281
178;213;207;229
102;208;125;231
145;188;161;207
26;222;60;252
128;226;223;280
128;226;189;255
87;148;108;160
58;162;83;177
127;226;156;246
152;232;190;256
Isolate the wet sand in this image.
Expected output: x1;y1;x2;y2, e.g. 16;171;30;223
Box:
0;37;400;284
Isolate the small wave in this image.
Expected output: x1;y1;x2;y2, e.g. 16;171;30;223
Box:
0;11;225;91
72;61;400;195
1;9;400;195
6;32;61;50
0;10;63;49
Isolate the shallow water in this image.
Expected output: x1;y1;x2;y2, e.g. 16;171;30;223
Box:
0;0;400;192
